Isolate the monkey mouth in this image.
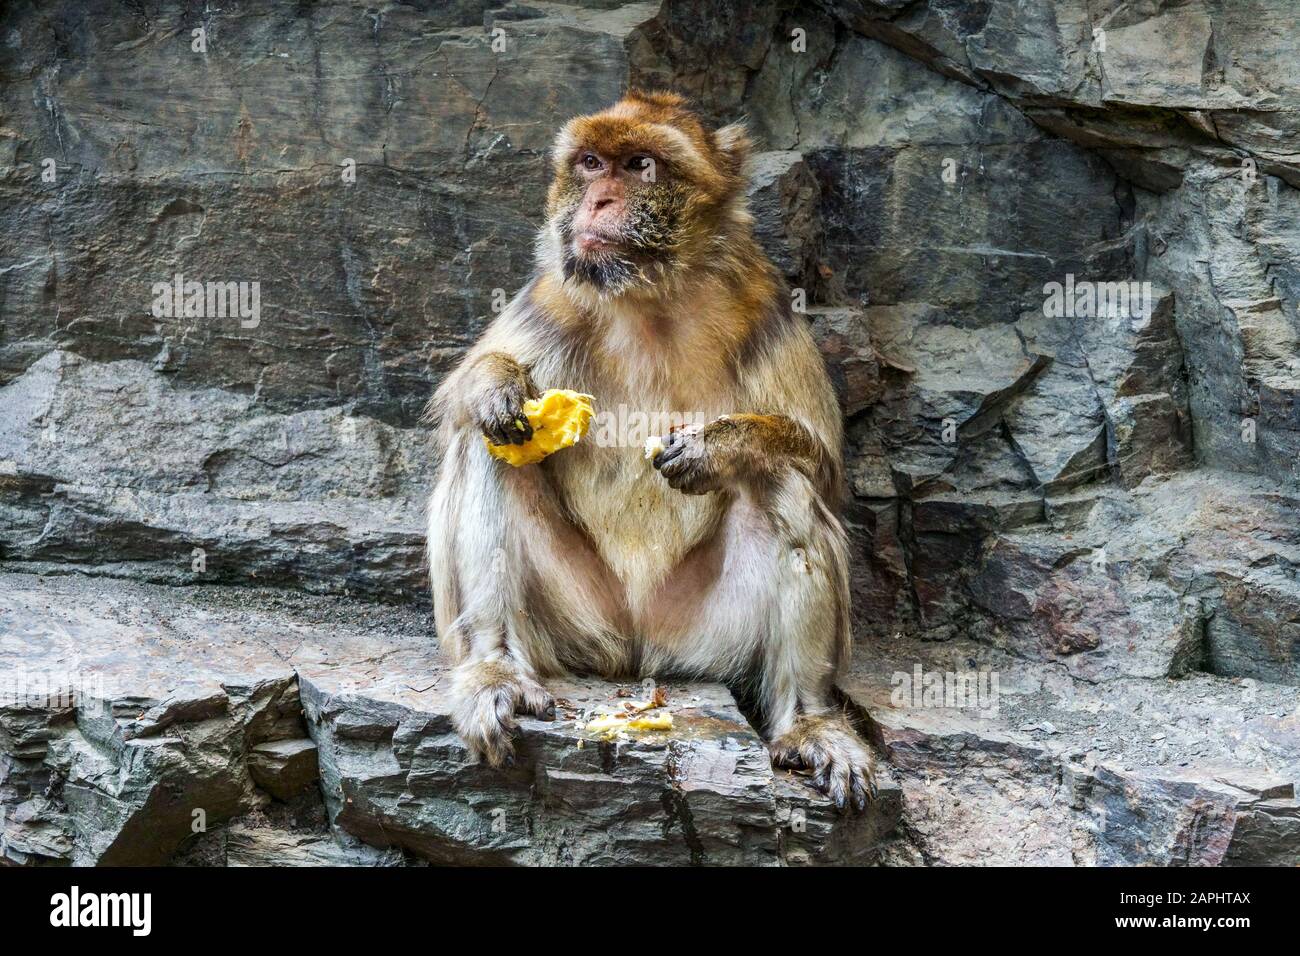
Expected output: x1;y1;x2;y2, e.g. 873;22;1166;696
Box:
574;230;624;255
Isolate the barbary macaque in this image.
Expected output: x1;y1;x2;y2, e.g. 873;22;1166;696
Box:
426;90;876;810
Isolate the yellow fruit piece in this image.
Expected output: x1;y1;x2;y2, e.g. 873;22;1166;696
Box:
627;712;674;732
484;389;596;467
583;710;674;737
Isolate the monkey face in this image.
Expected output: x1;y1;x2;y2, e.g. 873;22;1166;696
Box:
546;91;751;295
553;149;689;290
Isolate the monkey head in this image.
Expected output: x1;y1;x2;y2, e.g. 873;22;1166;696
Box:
544;90;752;297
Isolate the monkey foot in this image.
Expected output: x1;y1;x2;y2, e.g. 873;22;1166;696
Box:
450;658;555;768
769;714;878;813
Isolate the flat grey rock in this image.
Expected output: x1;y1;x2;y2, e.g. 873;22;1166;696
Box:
841;635;1300;866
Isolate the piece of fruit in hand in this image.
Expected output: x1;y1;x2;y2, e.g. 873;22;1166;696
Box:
484;388;596;467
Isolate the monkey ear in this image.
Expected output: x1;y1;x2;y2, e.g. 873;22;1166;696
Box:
713;121;752;179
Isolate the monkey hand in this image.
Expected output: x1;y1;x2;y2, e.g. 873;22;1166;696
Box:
650;416;761;495
650;421;724;494
471;358;539;446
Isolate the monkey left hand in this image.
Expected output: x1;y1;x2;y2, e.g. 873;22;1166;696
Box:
651;417;750;495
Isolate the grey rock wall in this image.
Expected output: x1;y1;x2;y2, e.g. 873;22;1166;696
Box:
1;0;1298;865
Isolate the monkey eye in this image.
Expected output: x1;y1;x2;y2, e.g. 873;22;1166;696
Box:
626;154;655;173
580;152;603;171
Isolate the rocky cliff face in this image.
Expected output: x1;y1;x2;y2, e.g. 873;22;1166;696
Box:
1;0;1297;865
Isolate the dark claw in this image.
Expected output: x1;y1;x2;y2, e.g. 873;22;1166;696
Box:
483;410;532;446
773;747;801;770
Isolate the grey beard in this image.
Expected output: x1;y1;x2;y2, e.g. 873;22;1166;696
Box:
562;246;639;291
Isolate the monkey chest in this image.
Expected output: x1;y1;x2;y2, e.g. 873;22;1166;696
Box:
546;445;720;589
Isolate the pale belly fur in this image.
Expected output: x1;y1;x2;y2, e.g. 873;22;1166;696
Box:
545;436;724;618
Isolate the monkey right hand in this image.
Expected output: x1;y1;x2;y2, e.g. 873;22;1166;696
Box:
469;358;539;446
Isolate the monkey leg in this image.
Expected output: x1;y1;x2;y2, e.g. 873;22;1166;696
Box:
647;470;878;811
765;476;879;812
428;431;629;765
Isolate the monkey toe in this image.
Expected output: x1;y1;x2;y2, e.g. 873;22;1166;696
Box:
851;765;875;812
769;740;803;771
517;678;556;721
459;710;517;768
460;691;518;767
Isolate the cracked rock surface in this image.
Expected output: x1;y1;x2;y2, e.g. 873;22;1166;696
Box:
1;572;902;866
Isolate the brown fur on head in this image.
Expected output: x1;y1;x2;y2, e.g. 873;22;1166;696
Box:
542;89;756;300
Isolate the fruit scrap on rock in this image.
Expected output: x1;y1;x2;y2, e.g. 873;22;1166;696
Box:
579;687;672;737
485;389;596;466
583;711;674;736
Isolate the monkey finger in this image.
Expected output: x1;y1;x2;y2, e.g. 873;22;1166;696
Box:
661;426;696;454
652;442;686;469
483;421;512;447
664;461;719;496
482;411;531;445
499;407;532;442
506;418;532;444
658;458;695;489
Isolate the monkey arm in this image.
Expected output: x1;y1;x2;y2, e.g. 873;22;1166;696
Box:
653;412;843;506
706;413;829;481
654;304;847;504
